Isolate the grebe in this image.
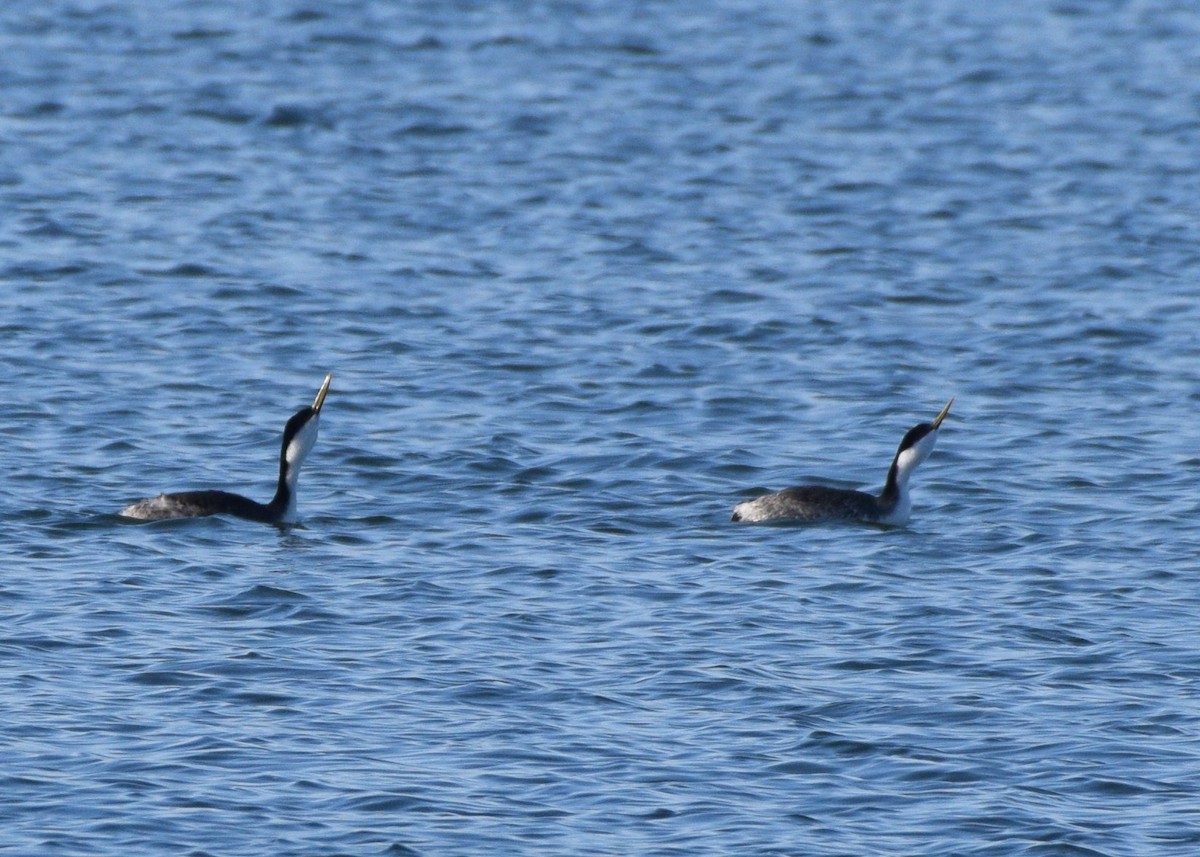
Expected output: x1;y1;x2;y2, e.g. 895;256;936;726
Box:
731;398;952;526
120;373;331;524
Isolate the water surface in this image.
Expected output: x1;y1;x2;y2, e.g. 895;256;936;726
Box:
3;2;1200;855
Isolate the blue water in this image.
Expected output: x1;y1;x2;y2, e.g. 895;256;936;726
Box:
4;2;1200;854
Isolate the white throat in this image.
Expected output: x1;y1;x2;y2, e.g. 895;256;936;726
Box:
280;415;320;521
889;428;939;498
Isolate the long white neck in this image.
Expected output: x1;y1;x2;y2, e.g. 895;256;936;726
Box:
271;414;320;523
279;461;302;522
891;444;926;493
878;428;939;525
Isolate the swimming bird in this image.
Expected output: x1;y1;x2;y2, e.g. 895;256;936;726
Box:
731;398;952;526
120;372;332;524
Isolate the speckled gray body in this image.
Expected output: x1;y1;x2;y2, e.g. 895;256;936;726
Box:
731;485;896;524
732;399;952;527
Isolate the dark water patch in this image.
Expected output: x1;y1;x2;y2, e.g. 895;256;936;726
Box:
398;121;472;138
14;100;67;117
262;103;334;129
172;27;235;41
0;262;94;281
128;669;207;687
201;585;311;618
138;262;223;278
188;106;257;126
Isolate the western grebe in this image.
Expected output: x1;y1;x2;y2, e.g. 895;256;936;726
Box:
731;398;952;526
120;372;332;524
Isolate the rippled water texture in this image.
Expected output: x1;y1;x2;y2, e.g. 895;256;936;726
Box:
4;2;1200;855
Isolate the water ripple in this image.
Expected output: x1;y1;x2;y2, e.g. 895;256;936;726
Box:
4;1;1200;855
